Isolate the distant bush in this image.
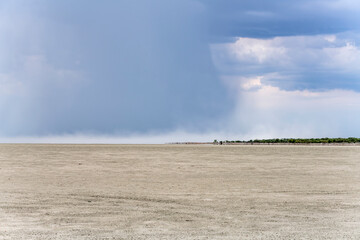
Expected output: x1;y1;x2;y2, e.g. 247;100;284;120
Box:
214;137;360;144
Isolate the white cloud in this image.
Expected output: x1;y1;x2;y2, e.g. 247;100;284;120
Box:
229;37;288;64
322;42;360;70
212;33;360;74
324;0;360;10
210;33;360;138
324;35;337;43
224;76;360;138
239;76;263;90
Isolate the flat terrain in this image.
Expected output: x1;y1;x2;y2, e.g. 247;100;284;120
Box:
1;144;360;239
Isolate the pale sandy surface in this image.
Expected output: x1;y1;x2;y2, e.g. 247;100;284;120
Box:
1;144;360;239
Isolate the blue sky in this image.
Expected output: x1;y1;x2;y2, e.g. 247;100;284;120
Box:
1;0;360;142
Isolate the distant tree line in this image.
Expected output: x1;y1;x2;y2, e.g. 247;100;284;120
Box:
213;137;360;144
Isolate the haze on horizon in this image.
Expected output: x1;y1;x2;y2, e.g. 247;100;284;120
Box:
1;0;360;143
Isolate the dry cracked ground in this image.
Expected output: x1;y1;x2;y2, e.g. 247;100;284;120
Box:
1;144;360;239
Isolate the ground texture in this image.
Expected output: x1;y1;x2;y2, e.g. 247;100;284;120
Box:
1;144;360;239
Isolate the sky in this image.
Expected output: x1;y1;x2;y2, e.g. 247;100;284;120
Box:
1;0;360;143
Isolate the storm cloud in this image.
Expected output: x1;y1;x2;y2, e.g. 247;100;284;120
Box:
0;0;231;136
1;0;360;141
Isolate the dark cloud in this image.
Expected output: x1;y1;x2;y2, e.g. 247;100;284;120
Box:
0;0;232;136
1;0;359;137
